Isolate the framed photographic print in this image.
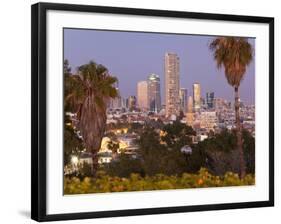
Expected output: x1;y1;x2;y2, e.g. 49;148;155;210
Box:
31;2;274;222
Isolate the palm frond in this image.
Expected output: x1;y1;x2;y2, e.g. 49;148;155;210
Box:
209;37;253;87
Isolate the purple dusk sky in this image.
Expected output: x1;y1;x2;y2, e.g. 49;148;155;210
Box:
64;28;255;104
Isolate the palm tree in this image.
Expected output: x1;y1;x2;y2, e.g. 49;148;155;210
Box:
209;37;253;178
65;61;118;176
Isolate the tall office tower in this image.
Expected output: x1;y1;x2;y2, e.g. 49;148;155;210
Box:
121;97;127;109
148;73;161;113
193;83;201;111
187;96;193;113
206;92;215;109
186;96;194;126
200;97;205;108
109;82;121;109
179;88;188;113
165;53;180;117
127;96;137;111
137;81;148;111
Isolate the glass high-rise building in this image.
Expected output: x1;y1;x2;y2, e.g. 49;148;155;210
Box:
127;96;136;111
147;73;161;113
137;81;148;111
193;83;201;111
186;96;194;126
109;81;121;109
206;92;215;109
179;88;188;113
165;53;180;117
187;95;193;113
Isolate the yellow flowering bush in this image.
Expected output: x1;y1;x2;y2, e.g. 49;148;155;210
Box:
64;168;255;194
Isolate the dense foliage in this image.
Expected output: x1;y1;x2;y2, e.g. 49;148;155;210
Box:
198;129;255;175
102;123;255;178
64;115;84;165
161;121;196;150
64;168;255;194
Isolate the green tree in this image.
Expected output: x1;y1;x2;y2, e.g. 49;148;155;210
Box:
242;129;255;174
104;154;144;178
161;121;196;150
65;61;118;176
64;115;84;166
136;123;196;176
107;140;119;154
136;126;164;156
63;59;83;165
128;122;143;134
184;148;207;173
209;37;253;178
195;129;255;176
64;59;71;75
64;59;74;111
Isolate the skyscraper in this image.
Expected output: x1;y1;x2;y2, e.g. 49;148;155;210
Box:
137;81;148;111
148;73;161;113
187;96;193;113
206;92;215;109
179;88;188;113
109;81;121;109
165;53;180;117
127;96;136;111
193;83;201;111
186;96;194;126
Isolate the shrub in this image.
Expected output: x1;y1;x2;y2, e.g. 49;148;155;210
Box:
64;168;255;194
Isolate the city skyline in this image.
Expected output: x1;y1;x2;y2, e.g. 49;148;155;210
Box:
64;28;255;104
63;29;256;194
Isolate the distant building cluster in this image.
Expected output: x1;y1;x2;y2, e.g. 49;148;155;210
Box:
65;52;255;173
106;52;255;137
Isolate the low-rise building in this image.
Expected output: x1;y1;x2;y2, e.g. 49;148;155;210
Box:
199;111;218;132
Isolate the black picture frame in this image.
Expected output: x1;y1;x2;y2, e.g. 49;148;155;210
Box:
31;2;274;222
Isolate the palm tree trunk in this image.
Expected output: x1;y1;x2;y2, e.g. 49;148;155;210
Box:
234;86;246;178
79;94;108;178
